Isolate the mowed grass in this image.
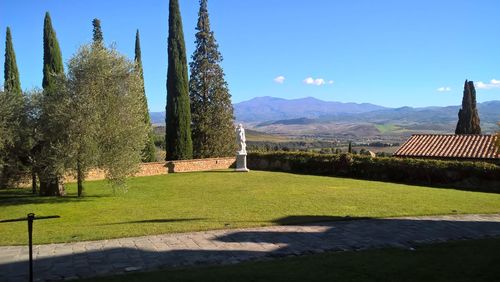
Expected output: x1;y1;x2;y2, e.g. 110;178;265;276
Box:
0;171;499;245
83;238;500;282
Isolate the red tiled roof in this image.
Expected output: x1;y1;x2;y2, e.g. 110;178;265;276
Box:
394;134;499;160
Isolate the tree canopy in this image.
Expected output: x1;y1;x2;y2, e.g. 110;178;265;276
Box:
189;0;235;158
455;80;481;134
165;0;193;160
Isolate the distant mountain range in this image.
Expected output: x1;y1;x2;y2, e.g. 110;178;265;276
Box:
234;96;387;122
150;97;500;139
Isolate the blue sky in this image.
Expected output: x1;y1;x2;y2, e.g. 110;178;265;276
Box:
1;0;499;112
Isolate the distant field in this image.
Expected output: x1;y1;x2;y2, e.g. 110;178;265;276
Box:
245;129;292;142
375;124;401;134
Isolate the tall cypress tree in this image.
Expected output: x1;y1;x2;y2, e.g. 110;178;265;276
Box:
165;0;193;160
189;0;235;158
92;18;103;45
38;12;66;196
455;80;481;134
1;27;24;189
4;27;21;96
135;30;156;162
42;12;64;90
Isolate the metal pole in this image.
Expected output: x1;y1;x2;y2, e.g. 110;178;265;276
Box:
0;214;59;282
27;213;35;282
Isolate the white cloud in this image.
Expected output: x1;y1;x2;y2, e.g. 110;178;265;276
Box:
475;79;500;89
437;86;451;92
273;76;285;84
303;77;331;86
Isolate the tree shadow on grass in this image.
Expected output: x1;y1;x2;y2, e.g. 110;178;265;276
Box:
105;218;208;225
0;189;107;207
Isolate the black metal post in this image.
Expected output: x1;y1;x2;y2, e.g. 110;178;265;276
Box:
27;213;34;282
0;213;60;282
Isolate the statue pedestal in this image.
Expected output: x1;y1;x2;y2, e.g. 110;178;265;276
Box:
235;153;249;172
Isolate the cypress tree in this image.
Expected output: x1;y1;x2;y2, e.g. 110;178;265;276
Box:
189;0;235;158
4;27;21;96
135;30;157;162
38;12;66;196
42;12;64;90
92;18;104;45
1;27;24;189
455;80;481;134
348;141;352;154
165;0;193;160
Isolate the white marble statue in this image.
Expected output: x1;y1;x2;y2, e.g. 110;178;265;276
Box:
235;124;249;172
236;124;247;155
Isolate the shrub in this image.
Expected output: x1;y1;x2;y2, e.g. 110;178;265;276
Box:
248;152;500;193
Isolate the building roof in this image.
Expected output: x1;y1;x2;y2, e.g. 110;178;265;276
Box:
394;134;499;160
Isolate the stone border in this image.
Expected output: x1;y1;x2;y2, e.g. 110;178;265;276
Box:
166;157;236;173
14;158;237;187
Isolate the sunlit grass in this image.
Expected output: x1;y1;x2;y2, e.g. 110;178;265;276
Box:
1;171;499;245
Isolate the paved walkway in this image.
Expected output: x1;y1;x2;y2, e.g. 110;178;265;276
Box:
1;214;499;281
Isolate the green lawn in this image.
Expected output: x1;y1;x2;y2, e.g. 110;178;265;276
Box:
82;238;500;282
0;171;499;245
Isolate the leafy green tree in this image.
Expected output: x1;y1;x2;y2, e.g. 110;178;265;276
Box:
42;12;64;90
455;80;481;134
92;18;103;45
67;45;148;190
0;90;20;187
1;27;26;189
135;30;157;162
33;12;67;196
189;0;235;158
165;0;193;160
4;27;21;96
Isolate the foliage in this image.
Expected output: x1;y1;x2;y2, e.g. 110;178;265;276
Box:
1;28;28;188
248;152;500;192
189;0;235;158
92;18;103;45
3;27;22;96
66;44;148;189
165;0;193;160
455;80;481;134
32;84;72;196
42;12;64;90
37;12;66;196
1;171;499;245
134;30;157;162
0;89;27;188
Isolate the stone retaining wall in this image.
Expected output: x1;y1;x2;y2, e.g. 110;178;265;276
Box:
63;162;168;182
15;158;236;187
166;157;236;173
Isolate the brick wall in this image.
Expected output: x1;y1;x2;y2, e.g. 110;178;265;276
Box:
166;157;236;173
15;158;236;187
63;162;168;183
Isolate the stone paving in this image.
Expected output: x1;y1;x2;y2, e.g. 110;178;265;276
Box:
1;214;499;281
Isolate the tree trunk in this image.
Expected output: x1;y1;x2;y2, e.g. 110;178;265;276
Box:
31;170;37;194
39;176;65;196
77;161;83;197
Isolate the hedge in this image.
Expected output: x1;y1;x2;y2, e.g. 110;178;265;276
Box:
247;152;500;193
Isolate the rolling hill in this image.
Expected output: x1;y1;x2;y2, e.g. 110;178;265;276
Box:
150;97;499;140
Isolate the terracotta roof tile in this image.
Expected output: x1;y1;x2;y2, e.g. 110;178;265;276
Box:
394;134;499;160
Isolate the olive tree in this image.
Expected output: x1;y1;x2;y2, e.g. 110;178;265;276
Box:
66;44;147;192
